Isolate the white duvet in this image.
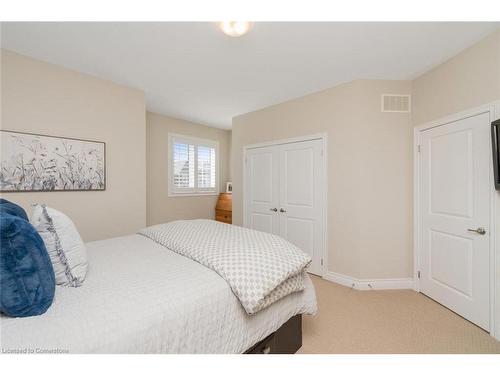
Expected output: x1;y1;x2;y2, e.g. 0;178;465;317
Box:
140;220;311;314
0;234;317;354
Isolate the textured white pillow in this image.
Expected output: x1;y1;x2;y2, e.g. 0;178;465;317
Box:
31;204;88;287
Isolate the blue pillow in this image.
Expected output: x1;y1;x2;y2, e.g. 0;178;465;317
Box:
0;198;29;221
0;213;56;317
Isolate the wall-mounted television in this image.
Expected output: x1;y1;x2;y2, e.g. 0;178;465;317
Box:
493;119;500;191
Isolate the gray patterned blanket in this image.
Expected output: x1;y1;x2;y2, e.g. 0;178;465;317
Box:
139;220;311;314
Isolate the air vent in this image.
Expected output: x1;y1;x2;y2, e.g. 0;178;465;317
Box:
381;94;411;113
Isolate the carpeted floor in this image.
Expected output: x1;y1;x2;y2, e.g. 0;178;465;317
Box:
299;275;500;353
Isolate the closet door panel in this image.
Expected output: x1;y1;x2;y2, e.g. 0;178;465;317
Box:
279;139;324;275
245;146;280;235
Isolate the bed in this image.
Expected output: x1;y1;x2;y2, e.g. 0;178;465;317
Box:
0;233;317;354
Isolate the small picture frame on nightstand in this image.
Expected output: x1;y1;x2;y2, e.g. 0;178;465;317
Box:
226;182;232;193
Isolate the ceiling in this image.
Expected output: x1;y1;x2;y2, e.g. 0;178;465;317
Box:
1;22;498;129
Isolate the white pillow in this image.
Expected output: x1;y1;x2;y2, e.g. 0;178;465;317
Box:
31;204;88;287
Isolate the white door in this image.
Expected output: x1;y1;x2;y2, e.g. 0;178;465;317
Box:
245;145;280;235
419;112;491;330
245;138;325;276
279;140;324;275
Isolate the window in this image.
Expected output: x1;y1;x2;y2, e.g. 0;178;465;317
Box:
168;134;219;196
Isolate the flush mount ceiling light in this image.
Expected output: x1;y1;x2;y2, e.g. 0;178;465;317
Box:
219;21;253;37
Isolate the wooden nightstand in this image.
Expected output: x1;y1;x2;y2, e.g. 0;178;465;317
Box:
215;193;232;224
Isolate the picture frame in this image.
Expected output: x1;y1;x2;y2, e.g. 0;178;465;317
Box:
226;181;232;193
0;130;106;192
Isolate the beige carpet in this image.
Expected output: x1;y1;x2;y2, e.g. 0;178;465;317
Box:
299;275;500;353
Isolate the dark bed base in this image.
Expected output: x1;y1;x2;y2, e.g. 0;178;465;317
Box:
244;314;302;354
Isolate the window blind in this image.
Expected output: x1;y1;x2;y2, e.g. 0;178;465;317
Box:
173;142;195;188
169;134;218;195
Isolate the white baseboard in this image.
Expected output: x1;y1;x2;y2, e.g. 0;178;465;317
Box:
323;271;414;291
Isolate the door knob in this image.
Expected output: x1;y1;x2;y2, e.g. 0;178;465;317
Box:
280;208;286;213
467;227;486;235
269;208;278;212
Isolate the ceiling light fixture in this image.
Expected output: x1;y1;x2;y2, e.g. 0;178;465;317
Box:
219;21;253;37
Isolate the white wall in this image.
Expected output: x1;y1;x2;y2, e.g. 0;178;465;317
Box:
412;29;500;127
232;28;500;284
232;79;413;280
146;111;231;226
0;50;147;241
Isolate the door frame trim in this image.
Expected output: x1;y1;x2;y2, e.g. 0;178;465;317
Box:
413;100;500;340
243;133;328;277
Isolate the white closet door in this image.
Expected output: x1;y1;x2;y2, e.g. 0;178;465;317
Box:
419;112;491;330
245;145;280;235
279;139;324;275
